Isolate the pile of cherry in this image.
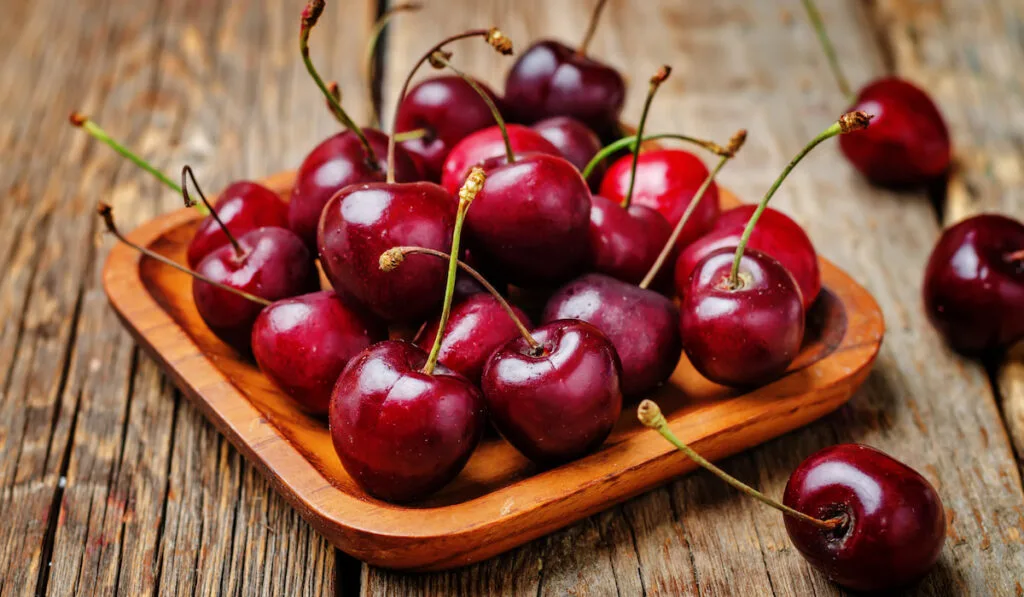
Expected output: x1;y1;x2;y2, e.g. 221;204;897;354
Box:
74;0;1024;592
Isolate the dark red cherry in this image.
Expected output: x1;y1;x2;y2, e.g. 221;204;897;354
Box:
588;194;672;286
543;274;680;398
396;75;503;182
317;182;455;323
839;77;951;187
532;116;605;188
680;247;804;387
504;40;625;139
415;294;533;385
783;444;946;591
465;154;592;287
599;149;721;244
186;181;288;268
251;291;387;415
288;129;419;247
193;227;318;353
677;205;820;309
329;340;486;502
481;320;622;464
923;213;1024;354
440;124;560;195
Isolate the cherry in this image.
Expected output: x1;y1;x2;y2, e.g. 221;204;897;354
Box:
923;214;1024;354
329;167;490;502
676;205;821;310
251;290;387;415
588;195;671;285
801;0;950;187
638;400;945;592
440;124;559;195
504;0;625;139
532;116;605;188
679;113;871;387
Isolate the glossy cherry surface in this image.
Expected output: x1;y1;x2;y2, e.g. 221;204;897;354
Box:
504;40;625;139
481;320;622;465
289;129;418;247
440;124;559;195
318;182;455;323
465;154;591;287
415;294;533;385
923;214;1024;354
839;77;951;187
677;205;820;309
679;247;804;387
543;274;680;398
396;75;503;182
783;444;946;592
588;194;672;286
329;340;486;502
251;291;387;415
186;181;288;268
532;116;605;188
193;227;318;353
599;149;720;244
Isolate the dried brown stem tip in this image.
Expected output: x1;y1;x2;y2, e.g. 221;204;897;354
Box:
459;167;486;204
301;0;326;29
327;81;341;101
637;399;664;427
839;111;873;134
487;28;514;55
650;65;672;86
726;129;748;157
97;202;113;218
69;112;87;127
379;247;406;272
429;50;453;69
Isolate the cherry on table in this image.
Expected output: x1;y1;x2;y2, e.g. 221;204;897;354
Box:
923;213;1024;354
532;116;605;188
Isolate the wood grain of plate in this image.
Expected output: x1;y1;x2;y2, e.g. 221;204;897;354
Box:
101;169;884;571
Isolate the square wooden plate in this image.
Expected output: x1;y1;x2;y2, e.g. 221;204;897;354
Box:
101;170;884;571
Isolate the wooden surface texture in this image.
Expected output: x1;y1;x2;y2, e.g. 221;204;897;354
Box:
1;0;1022;594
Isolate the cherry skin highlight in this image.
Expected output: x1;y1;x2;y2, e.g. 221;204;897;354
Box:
588;194;672;286
186;181;288;268
783;444;946;592
251;291;387;415
677;205;821;310
329;340;486;502
679;247;804;387
839;77;951;187
532;116;605;188
923;213;1024;354
440;124;560;195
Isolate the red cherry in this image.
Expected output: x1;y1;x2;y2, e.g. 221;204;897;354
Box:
676;205;821;309
532;116;605;188
923;214;1024;353
588;195;672;286
187;180;288;268
440;124;559;195
783;444;946;591
251;291;387;415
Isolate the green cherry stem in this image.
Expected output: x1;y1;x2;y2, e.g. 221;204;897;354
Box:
800;0;853;100
429;50;514;163
728;111;872;288
393;128;429;142
637;399;846;531
622;66;671;209
97;203;270;306
638;129;746;290
365;3;422;128
69;112;208;215
577;0;609;56
301;0;379;167
386;28;513;183
181;165;243;257
581;133;731;181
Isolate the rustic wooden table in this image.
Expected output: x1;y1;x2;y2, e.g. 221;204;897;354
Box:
2;0;1023;594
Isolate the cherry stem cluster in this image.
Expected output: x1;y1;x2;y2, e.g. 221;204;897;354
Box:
800;0;853;100
365;3;422;127
577;0;609;56
429;51;514;163
623;66;672;209
582;133;733;181
638;399;847;532
97;203;271;306
638;129;747;290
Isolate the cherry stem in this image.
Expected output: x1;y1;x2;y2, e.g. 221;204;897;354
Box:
623;66;672;209
581;133;732;181
638;400;847;532
393;128;428;142
386;28;513;183
324;80;345;123
301;0;380;169
638;130;747;290
365;3;422;128
800;0;853;100
728;111;873;288
69;112;208;215
429;51;514;163
1005;249;1024;263
180;166;243;258
380;247;539;350
97;203;271;306
577;0;609;56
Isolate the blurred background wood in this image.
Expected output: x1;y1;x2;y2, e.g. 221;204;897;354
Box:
0;0;1021;595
